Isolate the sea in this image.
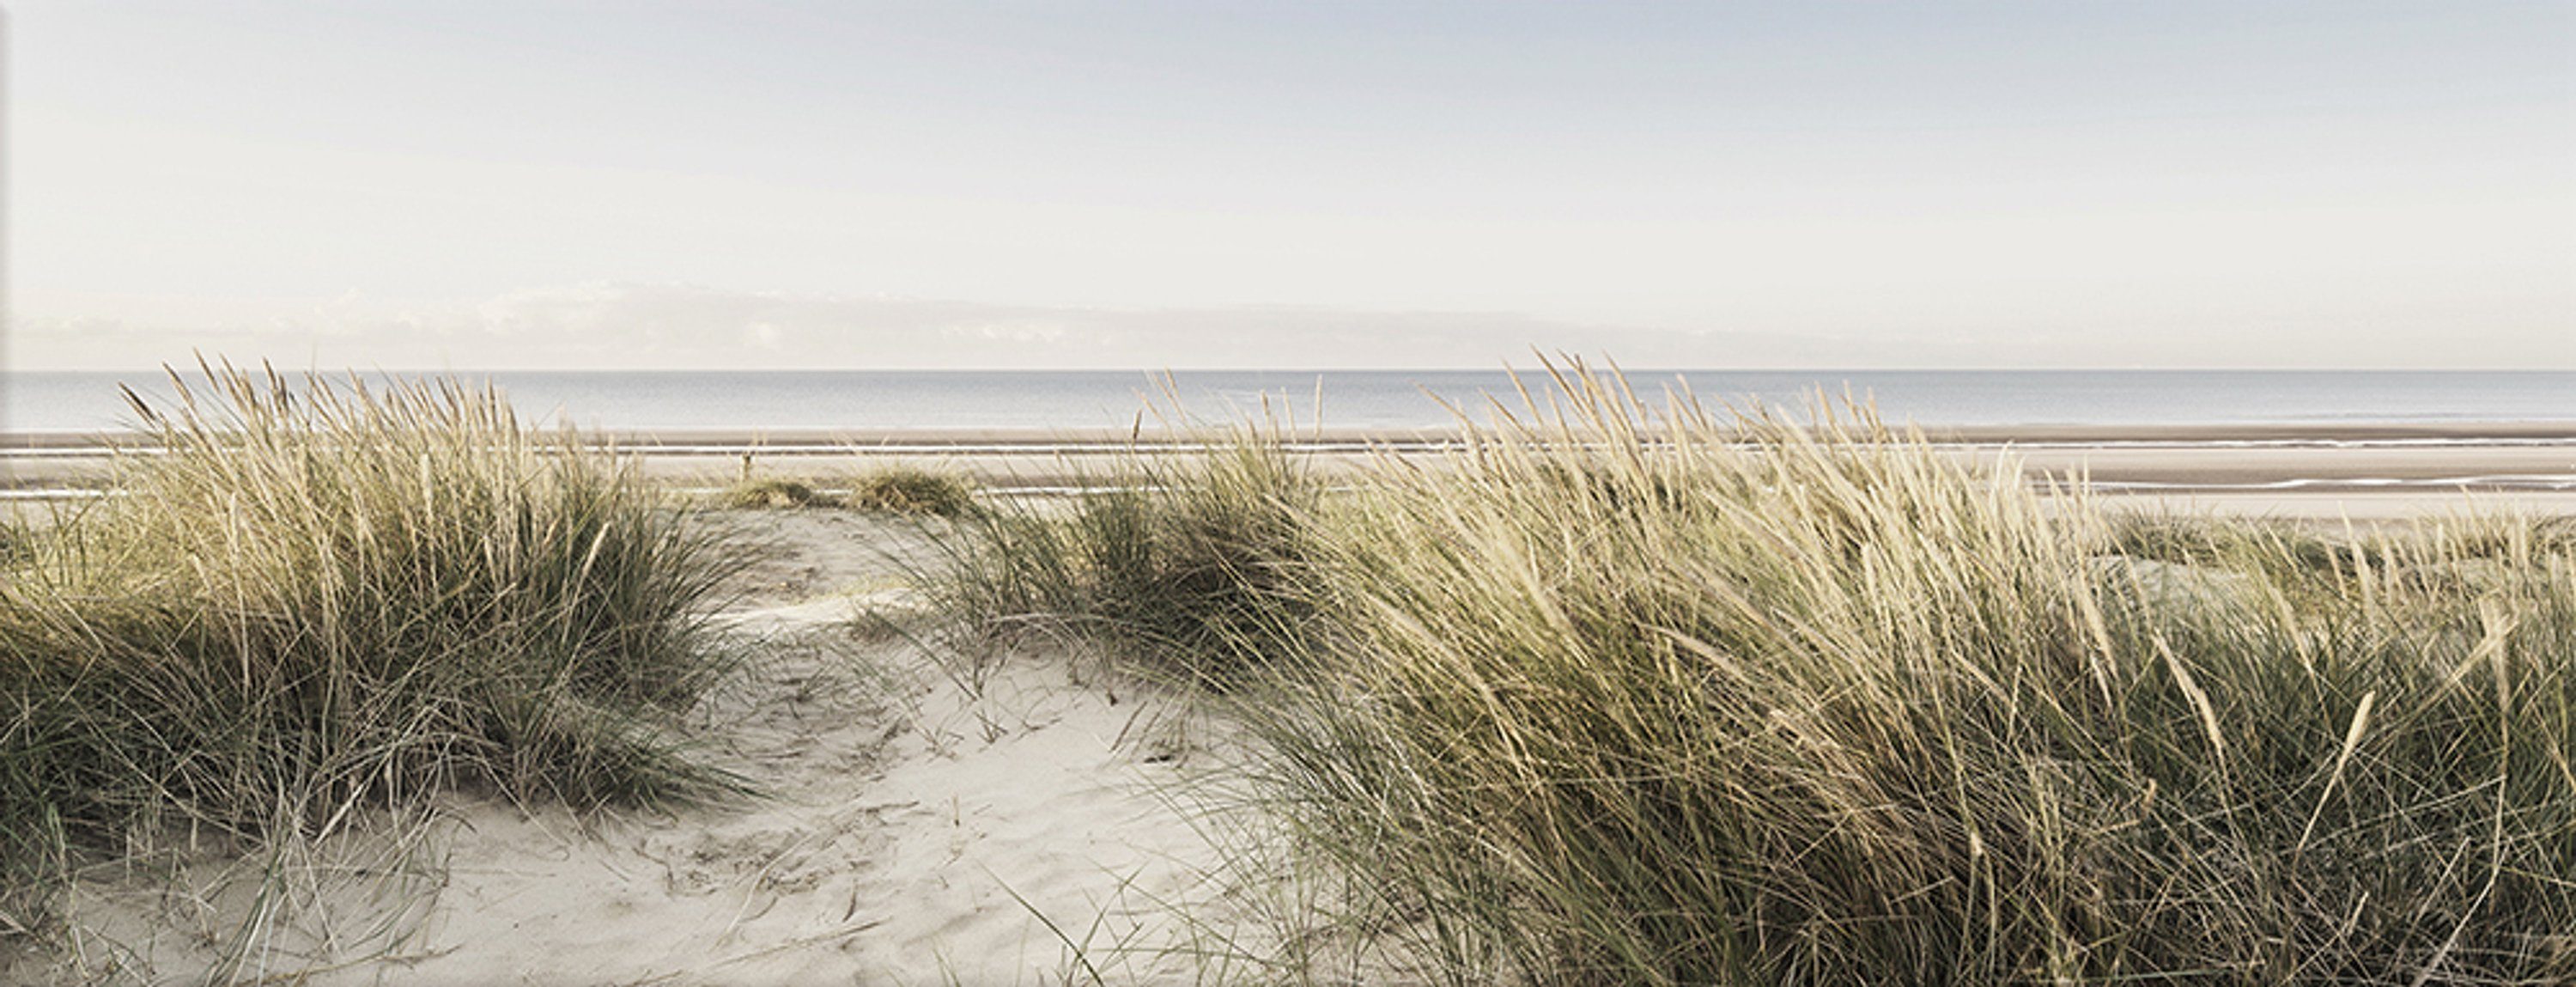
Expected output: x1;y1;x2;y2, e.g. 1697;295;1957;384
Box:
3;369;2571;436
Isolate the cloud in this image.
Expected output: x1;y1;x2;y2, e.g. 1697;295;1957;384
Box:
13;282;1833;370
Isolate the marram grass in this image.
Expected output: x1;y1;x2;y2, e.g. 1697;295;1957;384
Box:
920;430;1315;690
846;466;979;518
0;363;741;942
713;468;977;515
935;363;2576;985
715;476;834;509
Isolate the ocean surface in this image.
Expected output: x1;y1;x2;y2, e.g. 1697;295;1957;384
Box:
4;369;2570;435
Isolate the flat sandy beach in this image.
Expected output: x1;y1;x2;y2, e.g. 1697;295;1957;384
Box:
12;422;2573;519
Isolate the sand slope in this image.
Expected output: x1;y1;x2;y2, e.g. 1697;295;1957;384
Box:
353;614;1224;986
22;513;1246;986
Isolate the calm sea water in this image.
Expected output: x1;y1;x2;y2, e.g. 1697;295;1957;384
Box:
3;369;2570;434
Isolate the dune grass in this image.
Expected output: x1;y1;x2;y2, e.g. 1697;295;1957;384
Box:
0;363;742;946
714;468;977;517
919;430;1315;689
715;476;834;509
846;466;979;519
928;363;2576;984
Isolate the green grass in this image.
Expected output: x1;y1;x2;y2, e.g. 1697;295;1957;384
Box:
931;363;2576;984
0;363;744;946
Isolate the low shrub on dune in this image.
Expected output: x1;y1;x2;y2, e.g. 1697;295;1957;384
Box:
0;363;740;941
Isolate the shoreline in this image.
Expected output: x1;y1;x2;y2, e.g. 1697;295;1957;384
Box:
8;419;2576;448
8;422;2572;516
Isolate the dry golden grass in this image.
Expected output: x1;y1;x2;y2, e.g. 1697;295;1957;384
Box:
935;360;2576;985
0;362;742;956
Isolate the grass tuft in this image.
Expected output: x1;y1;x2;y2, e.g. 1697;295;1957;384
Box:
0;360;744;945
920;430;1315;690
846;467;978;518
716;477;835;509
931;357;2576;984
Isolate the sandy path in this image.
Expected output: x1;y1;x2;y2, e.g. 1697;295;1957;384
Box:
348;613;1225;986
23;512;1248;986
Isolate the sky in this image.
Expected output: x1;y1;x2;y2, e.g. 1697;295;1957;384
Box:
5;1;2571;370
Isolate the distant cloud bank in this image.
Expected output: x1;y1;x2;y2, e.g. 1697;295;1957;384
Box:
17;280;2569;371
12;282;1842;370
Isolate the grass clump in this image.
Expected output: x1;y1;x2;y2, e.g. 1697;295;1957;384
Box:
712;468;975;516
928;361;2576;984
1230;367;2576;984
716;476;833;509
846;466;978;518
921;431;1315;689
0;363;741;943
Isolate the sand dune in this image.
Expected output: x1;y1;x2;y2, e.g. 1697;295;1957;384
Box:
26;513;1254;986
18;464;2574;984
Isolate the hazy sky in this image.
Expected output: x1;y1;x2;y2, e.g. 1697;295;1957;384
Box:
7;2;2572;369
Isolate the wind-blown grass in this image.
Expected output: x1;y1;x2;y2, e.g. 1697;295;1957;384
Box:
919;430;1315;690
0;363;741;944
931;362;2576;984
715;476;833;509
714;468;977;516
846;466;979;518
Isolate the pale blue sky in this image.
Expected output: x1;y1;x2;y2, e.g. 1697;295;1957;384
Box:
8;2;2572;369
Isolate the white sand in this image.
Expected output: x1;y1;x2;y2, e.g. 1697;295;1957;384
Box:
24;513;1259;986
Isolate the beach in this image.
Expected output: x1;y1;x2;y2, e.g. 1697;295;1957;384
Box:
13;0;2567;978
11;422;2573;517
17;510;1250;985
8;406;2575;984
